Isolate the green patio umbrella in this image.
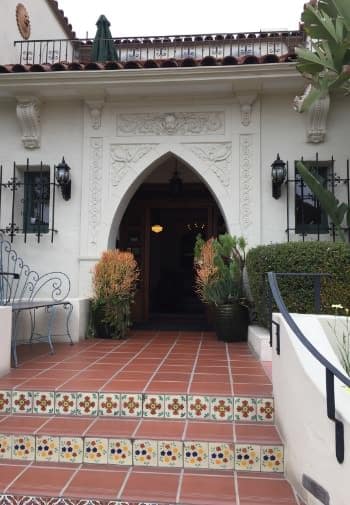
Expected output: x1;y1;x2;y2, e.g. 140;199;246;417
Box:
91;15;118;62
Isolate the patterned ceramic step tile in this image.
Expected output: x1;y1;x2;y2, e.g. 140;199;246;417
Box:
0;434;12;459
234;397;257;421
133;440;158;466
210;397;234;421
76;393;98;416
256;398;275;422
158;440;183;468
143;394;165;418
108;438;132;465
99;393;120;416
0;391;11;414
59;437;83;463
164;395;187;418
36;436;59;462
12;435;35;461
261;445;284;472
187;396;210;419
55;393;77;416
84;437;108;464
12;391;33;414
184;441;209;469
33;392;55;415
209;442;234;470
120;394;142;417
235;444;261;471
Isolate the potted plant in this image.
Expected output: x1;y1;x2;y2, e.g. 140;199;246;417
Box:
194;234;249;342
91;249;140;339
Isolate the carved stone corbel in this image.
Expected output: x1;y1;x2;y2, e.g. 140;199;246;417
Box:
16;96;41;149
294;85;330;144
86;100;104;130
236;93;258;127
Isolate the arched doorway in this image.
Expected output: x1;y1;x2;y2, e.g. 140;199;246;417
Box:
118;155;227;329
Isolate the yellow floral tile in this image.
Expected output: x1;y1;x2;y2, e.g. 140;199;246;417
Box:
133;440;157;466
12;436;35;461
164;395;187;419
33;392;55;415
184;441;208;468
235;444;260;471
234;397;257;422
143;394;165;418
0;434;11;459
99;393;120;416
256;398;275;422
12;391;32;414
158;440;183;468
36;436;59;462
55;392;77;416
261;445;284;472
59;437;83;463
120;394;142;417
209;443;234;470
84;438;108;464
108;439;132;465
77;393;98;416
211;397;234;421
188;396;210;419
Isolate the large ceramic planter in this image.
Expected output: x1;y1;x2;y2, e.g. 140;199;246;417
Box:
214;302;249;342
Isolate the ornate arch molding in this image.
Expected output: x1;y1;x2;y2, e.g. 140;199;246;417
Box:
105;143;232;248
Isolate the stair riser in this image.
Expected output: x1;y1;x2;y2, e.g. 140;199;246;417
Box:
0;434;284;473
0;391;274;423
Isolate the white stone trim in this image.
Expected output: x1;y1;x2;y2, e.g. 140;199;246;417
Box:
16;96;41;149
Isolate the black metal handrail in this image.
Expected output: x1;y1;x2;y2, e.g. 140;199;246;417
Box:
268;271;350;464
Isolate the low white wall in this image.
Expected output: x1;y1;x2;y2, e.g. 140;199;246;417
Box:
0;306;12;376
248;324;272;361
272;313;350;505
14;297;90;345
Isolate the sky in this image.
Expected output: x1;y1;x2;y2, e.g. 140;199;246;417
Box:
56;0;307;39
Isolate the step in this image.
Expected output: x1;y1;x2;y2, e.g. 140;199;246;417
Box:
0;464;300;504
0;416;283;473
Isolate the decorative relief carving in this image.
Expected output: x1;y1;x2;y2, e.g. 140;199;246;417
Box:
88;138;103;246
16;3;31;40
86;100;104;130
294;84;330;143
236;93;257;127
186;143;232;188
16;96;41;149
239;135;254;228
110;144;156;187
117;112;225;136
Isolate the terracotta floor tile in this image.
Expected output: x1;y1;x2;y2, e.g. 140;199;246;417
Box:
134;419;185;440
37;417;94;436
101;379;148;392
180;473;236;505
232;374;271;385
7;466;74;496
192;373;230;383
86;418;139;437
153;372;191;381
36;370;77;379
56;379;107;391
19;378;72;389
0;416;49;434
186;421;234;442
115;372;154;380
238;476;298;504
0;465;29;492
145;381;188;394
63;468;128;499
121;470;180;502
236;424;281;444
234;384;273;396
189;382;232;395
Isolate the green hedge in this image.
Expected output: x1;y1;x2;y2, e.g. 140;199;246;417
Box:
246;242;350;327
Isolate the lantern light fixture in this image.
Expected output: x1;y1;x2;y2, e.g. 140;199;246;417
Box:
55;156;71;201
271;153;286;199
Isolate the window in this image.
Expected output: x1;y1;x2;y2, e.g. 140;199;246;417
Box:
295;161;330;234
23;171;50;233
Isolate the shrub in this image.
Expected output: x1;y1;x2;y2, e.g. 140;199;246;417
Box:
246;242;350;327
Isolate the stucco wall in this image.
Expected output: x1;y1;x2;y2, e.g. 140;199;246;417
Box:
0;0;71;65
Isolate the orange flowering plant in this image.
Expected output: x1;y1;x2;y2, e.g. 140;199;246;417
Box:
91;250;140;339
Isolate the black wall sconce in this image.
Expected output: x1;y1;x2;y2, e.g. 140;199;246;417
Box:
55;157;71;201
271;153;286;199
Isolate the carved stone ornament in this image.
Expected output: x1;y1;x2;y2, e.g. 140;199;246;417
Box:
239;135;254;228
117;112;225;136
293;84;330;143
88;138;103;246
110;144;156;187
186;143;232;188
16;97;41;149
86;101;104;130
16;3;31;40
236;93;258;127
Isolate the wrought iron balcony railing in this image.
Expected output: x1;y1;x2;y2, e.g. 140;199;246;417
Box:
14;30;305;65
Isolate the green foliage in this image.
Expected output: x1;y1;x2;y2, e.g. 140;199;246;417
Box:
246;241;350;327
296;161;350;241
296;0;350;109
